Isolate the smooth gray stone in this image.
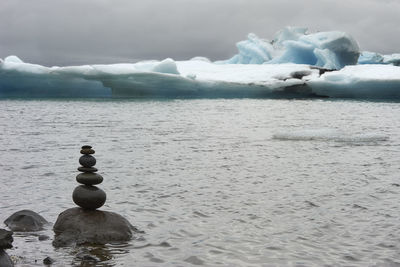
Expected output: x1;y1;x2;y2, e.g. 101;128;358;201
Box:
4;210;48;232
53;207;137;247
0;229;13;249
77;167;98;173
0;249;13;267
72;185;106;210
79;155;96;167
76;173;103;185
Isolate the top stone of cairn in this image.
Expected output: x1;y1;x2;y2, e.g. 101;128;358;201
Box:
81;145;95;155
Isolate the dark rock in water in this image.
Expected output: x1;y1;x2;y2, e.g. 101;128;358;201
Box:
43;256;54;265
79;155;96;167
53;207;136;247
72;185;106;210
75;248;101;263
76;172;103;185
4;210;48;232
0;249;13;267
38;235;50;241
0;229;13;249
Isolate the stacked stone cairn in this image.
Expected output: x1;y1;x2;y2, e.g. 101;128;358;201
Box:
53;145;136;247
72;145;106;210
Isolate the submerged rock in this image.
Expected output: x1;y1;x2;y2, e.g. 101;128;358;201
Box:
38;235;50;241
0;250;13;267
4;210;48;232
53;207;136;247
0;229;13;267
43;256;54;265
0;229;13;249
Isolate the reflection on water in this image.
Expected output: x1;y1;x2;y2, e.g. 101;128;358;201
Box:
0;99;400;266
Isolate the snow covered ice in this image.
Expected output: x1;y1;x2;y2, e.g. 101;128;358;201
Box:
0;27;400;99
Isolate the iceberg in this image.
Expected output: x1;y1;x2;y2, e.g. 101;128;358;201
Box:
358;51;400;66
308;64;400;99
358;51;384;65
1;55;399;99
219;33;274;64
218;27;360;70
0;27;399;100
383;53;400;66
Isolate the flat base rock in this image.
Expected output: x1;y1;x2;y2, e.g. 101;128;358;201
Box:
0;249;13;267
53;208;137;247
4;210;48;232
0;229;13;249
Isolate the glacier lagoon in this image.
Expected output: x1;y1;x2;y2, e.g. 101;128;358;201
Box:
1;99;400;266
1;27;400;100
1;27;400;266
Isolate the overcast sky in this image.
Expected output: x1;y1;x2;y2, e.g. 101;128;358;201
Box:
0;0;399;66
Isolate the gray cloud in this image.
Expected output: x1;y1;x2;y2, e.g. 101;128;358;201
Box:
0;0;399;66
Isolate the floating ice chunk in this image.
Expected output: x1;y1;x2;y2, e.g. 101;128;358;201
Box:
272;27;308;48
358;52;400;66
0;59;110;97
5;55;24;63
268;40;317;65
190;57;211;63
314;48;340;69
152;58;179;74
302;31;359;68
309;64;400;99
220;33;274;64
1;57;49;74
383;53;400;66
1;53;399;99
273;128;388;142
358;51;384;64
270;31;359;69
221;27;360;69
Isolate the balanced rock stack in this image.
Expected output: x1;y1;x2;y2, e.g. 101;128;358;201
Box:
53;145;136;247
72;146;106;210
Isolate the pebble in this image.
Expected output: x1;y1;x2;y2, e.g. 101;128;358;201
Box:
76;173;103;185
77;167;98;173
79;155;96;167
72;185;106;210
80;148;95;155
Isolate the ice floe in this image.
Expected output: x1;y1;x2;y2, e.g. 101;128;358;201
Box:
0;27;399;99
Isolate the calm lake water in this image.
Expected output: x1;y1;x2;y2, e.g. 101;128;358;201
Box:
0;99;400;266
